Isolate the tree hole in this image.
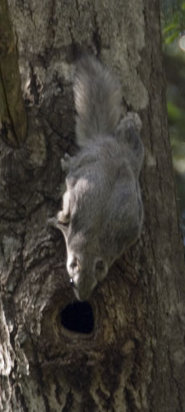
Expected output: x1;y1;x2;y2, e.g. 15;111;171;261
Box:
61;302;94;334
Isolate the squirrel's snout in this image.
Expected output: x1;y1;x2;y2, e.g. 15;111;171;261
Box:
67;255;81;289
68;255;80;273
67;252;108;300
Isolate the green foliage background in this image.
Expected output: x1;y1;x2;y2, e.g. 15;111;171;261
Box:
162;0;185;44
162;0;185;242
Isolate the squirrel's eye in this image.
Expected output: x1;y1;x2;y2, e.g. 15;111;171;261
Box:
57;211;70;226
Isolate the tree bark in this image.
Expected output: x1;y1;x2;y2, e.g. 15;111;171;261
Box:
1;0;185;411
0;0;27;146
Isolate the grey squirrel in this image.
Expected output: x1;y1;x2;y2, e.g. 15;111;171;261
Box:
55;55;144;301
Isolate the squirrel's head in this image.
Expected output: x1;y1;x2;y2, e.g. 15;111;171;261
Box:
66;243;108;301
54;159;141;300
56;176;110;301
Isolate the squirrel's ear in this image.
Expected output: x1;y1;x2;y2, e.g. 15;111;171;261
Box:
47;211;70;231
57;211;70;226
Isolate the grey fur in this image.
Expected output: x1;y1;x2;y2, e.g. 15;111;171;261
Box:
55;55;144;301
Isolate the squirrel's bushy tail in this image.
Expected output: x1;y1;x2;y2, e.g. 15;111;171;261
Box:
74;55;122;146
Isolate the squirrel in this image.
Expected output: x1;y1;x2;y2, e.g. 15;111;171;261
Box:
54;55;144;301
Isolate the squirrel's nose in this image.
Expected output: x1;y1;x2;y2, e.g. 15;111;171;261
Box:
69;278;75;287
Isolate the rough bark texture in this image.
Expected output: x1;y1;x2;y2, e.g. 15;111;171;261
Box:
0;0;27;146
0;0;185;411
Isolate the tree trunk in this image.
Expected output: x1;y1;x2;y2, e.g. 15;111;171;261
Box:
0;0;27;145
1;1;185;411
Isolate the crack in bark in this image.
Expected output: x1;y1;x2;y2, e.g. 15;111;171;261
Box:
0;67;19;146
93;8;101;56
62;390;74;412
167;347;183;412
29;335;51;412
